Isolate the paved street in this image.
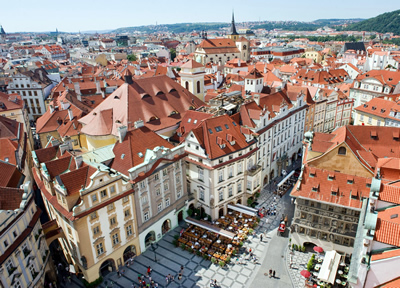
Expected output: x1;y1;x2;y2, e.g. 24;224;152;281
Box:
57;161;301;288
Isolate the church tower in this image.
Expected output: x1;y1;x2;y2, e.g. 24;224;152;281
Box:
227;12;239;41
180;59;206;102
0;25;6;43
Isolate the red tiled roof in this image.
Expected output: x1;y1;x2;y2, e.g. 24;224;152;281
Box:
0;161;24;187
174;110;213;143
59;165;97;196
34;145;60;163
375;206;400;246
0;186;24;210
0;138;18;165
181;59;204;69
111;126;174;176
374;276;400;288
0;92;24;111
79;75;205;136
245;68;263;79
371;248;400;262
291;166;367;209
190;114;253;159
0;115;20;139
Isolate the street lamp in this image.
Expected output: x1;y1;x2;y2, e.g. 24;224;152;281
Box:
151;243;157;262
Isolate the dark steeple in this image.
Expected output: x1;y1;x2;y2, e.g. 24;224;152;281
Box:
0;25;5;35
230;11;238;36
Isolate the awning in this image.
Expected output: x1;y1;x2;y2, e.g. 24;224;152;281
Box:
185;217;235;239
318;250;341;284
277;170;295;188
227;204;257;217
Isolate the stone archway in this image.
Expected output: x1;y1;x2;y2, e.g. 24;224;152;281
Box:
263;175;268;185
145;231;156;247
270;170;275;181
218;208;224;218
99;259;116;277
291;153;296;164
177;210;184;222
123;245;136;263
162;219;171;235
236;199;242;205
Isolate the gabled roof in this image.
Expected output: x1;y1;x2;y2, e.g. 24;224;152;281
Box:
181;59;204;69
374;205;400;247
175;110;213;143
79;75;205;136
0;186;24;210
0;161;24;188
291;166;367;209
0;92;24;112
0;115;20;139
0;138;18;165
59;165;97;196
111;126;174;176
190;114;251;159
245;67;263;79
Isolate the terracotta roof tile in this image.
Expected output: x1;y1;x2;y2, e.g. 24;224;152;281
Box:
374;206;400;246
291;166;367;209
0;186;24;210
371;248;400;262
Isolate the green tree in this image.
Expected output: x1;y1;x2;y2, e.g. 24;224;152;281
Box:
170;48;176;61
127;54;137;62
370;34;377;40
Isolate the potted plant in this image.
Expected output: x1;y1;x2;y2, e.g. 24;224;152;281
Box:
248;228;254;234
301;246;306;252
232;250;237;256
239;241;244;247
180;243;186;250
188;247;193;253
218;261;225;267
226;256;231;263
211;257;217;264
173;240;178;247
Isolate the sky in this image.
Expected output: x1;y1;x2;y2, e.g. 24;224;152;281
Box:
1;0;400;32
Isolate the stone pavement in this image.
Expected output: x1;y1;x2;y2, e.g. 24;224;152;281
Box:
98;190;293;288
286;249;315;288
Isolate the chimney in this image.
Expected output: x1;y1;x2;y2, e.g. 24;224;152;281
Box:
59;143;70;155
238;59;241;67
254;94;260;106
75;155;83;169
68;108;73;121
38;69;44;81
95;80;101;94
118;125;128;143
134;119;144;129
49;105;54;113
74;81;81;96
101;91;105;99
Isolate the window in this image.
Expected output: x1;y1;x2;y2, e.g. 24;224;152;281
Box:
144;211;150;221
200;189;204;201
123;196;129;203
108;203;114;211
93;226;100;235
247;180;252;190
6;259;14;275
158;203;162;212
338;147;346;155
176;175;180;183
156;188;161;196
110;186;115;194
238;182;242;193
140;181;145;189
165;198;170;207
100;190;107;198
238;162;242;174
4;240;8;248
163;169;167;176
126;225;133;236
67;227;72;235
219;191;224;201
198;168;204;181
360;114;364;121
228;186;233;197
90;212;97;220
154;173;159;181
96;243;104;255
228;166;233;178
164;182;169;191
141;196;148;205
368;117;372;124
110;217;116;226
124;208;130;217
92;194;98;203
112;233;119;246
177;189;182;199
218;170;224;182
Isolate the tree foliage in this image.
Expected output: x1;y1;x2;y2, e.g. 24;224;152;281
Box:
170;48;176;61
343;9;400;35
127;54;137;62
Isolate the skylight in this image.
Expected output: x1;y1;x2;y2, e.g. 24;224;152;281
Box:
215;126;222;132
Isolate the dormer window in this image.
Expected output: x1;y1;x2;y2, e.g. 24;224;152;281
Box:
338;147;346;155
312;184;319;192
363;104;368;108
328;173;335;181
347;176;354;184
372;106;376;110
381;109;385;113
309;168;316;178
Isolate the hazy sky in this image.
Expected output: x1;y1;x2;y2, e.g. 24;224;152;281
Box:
1;0;399;32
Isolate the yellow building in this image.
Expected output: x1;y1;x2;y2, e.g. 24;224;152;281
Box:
304;50;323;64
354;97;399;127
32;143;140;283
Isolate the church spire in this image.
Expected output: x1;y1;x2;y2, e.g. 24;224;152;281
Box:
230;11;238;36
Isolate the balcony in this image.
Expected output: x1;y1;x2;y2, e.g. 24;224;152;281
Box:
246;165;262;177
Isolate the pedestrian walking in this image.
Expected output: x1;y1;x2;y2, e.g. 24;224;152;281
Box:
178;273;182;280
273;270;276;278
260;234;263;242
165;275;169;284
180;265;184;274
147;266;152;276
269;269;272;278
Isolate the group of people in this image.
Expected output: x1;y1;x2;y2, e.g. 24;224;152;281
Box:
134;266;158;288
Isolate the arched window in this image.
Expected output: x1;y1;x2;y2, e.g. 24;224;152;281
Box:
185;81;189;90
338;147;346;155
196;81;200;94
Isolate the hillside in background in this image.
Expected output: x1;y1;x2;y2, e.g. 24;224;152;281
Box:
343;9;400;35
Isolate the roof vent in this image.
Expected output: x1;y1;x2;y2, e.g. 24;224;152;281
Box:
138;152;143;158
391;214;398;219
121;154;125;159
